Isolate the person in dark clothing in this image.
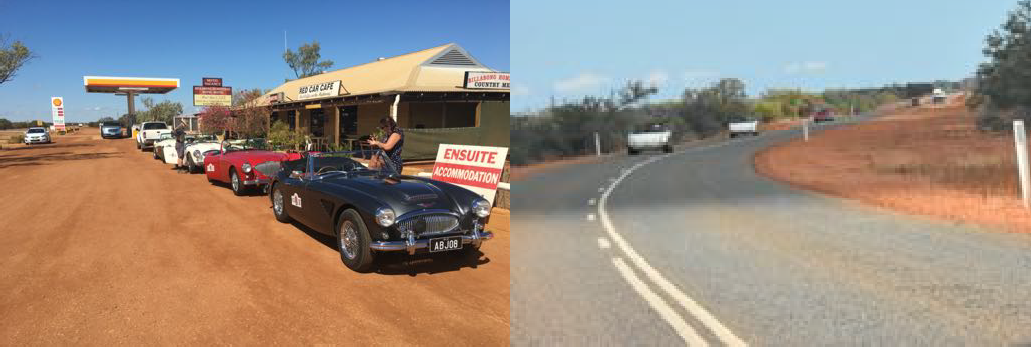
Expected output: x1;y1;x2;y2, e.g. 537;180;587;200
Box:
173;121;187;173
365;116;404;174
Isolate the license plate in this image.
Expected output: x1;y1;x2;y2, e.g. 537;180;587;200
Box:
428;236;463;252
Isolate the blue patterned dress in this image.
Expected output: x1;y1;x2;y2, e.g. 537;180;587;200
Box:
380;128;404;174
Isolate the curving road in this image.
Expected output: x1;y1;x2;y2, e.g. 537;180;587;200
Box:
513;117;1031;346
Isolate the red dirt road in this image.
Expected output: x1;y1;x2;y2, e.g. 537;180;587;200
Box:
0;132;509;345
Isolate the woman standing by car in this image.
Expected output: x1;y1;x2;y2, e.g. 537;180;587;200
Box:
365;117;404;174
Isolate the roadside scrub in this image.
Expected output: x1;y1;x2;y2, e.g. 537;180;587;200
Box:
755;97;1031;232
8;134;23;143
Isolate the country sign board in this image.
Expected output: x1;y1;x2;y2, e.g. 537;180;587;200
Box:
194;86;232;106
463;71;510;90
431;144;509;204
202;77;222;87
297;80;343;100
51;97;65;131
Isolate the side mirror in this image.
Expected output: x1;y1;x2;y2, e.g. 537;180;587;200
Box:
290;170;304;179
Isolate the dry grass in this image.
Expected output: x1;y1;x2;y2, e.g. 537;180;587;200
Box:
756;95;1031;232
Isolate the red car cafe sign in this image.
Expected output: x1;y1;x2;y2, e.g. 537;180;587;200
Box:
431;144;508;203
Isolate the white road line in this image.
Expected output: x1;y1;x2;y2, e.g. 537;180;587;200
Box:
598;187;606;193
597;237;611;249
611;257;708;346
599;151;747;346
588;198;597;206
587;213;596;221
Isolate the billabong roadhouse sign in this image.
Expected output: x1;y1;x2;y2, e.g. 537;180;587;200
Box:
193;86;232;106
51;97;65;131
463;71;510;90
297;80;343;100
431;144;509;203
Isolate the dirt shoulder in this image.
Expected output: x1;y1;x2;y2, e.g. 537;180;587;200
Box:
0;133;509;345
755;95;1031;232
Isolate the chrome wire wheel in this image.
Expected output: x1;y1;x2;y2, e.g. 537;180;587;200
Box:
231;172;240;191
272;189;284;216
339;221;359;260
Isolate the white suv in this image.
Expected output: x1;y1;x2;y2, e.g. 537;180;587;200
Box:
23;127;52;144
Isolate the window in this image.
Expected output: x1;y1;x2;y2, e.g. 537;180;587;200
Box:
310;109;325;137
339;106;358;136
27;128;45;133
408;102;478;129
143;123;167;130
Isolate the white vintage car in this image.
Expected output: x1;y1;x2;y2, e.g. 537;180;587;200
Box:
182;137;226;173
152;133;175;161
156;134;218;166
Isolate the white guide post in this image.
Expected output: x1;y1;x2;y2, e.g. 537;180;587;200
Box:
595;131;602;156
802;118;809;142
1015;120;1030;209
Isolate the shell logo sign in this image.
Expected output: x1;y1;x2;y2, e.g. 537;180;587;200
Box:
52;98;63;107
51;97;66;131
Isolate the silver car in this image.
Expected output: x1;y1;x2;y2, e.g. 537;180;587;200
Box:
23;127;52;144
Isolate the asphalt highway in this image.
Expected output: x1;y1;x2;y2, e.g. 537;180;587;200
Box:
512;117;1031;346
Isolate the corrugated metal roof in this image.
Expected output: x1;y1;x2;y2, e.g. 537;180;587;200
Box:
260;43;506;106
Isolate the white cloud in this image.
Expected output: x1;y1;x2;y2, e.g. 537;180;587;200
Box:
646;70;669;86
511;84;530;97
784;61;828;74
554;73;610;94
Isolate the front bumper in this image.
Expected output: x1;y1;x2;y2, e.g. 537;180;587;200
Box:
370;228;494;255
242;177;270;186
25;137;49;143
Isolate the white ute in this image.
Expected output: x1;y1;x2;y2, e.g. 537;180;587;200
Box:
627;123;673;155
728;116;759;138
135;122;171;151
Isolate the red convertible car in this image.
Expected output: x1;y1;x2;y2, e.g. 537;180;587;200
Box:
203;139;302;196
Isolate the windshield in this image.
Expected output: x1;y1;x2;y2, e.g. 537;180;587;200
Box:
27;128;45;133
189;135;216;143
143;123;167;130
224;138;268;152
309;150;398;176
635;123;669;132
101;122;120;127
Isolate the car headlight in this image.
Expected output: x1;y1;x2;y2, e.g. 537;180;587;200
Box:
242;163;252;173
472;199;491;218
375;207;395;227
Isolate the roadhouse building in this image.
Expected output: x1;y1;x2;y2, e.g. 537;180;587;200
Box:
258;43;510;159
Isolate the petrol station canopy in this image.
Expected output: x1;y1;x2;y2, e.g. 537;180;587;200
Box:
83;76;179;94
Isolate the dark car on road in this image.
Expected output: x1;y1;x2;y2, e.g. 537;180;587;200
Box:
813;109;834;122
268;150;494;272
100;122;123;139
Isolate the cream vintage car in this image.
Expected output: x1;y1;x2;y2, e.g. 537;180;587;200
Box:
155;134;217;166
182;137;234;173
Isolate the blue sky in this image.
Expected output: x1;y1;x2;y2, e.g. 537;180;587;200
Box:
0;0;509;122
512;0;1017;112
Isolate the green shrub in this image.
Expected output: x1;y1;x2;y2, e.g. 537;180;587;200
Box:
267;121;302;151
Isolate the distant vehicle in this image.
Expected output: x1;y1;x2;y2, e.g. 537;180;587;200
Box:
203;139;302;196
813;109;834;123
135;122;170;151
627;123;673;155
269;150;494;272
100;122;123;139
23;127;51;144
728;116;759;138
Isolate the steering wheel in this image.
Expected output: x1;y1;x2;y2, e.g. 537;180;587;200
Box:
316;166;337;176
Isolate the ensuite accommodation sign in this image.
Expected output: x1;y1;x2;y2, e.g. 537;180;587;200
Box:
431;144;509;204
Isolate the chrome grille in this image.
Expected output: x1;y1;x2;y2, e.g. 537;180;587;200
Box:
396;214;460;237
